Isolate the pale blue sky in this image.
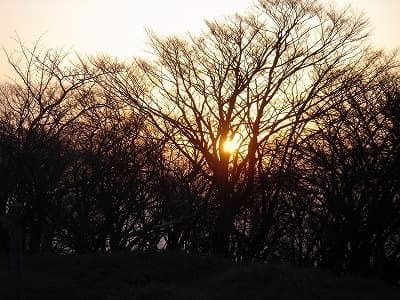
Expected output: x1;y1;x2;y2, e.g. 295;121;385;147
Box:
0;0;399;80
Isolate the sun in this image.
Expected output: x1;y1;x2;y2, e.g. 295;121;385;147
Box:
222;135;241;154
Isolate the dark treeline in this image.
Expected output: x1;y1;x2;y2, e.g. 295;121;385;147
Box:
0;0;399;284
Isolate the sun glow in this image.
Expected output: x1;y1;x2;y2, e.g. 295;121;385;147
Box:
222;135;241;154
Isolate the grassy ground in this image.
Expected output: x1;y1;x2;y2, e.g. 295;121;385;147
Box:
0;251;399;299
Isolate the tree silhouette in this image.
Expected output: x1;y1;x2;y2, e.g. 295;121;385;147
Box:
113;0;370;256
0;0;399;285
296;54;400;277
0;37;102;253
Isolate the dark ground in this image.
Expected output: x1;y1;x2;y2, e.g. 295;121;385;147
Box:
0;251;399;300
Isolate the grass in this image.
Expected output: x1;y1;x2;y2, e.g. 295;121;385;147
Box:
0;251;399;299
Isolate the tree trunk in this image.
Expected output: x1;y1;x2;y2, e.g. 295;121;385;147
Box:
211;189;236;257
8;206;24;300
0;195;10;253
28;214;42;254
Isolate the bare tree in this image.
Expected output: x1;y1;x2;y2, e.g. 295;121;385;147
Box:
110;0;372;256
296;53;400;276
0;36;102;253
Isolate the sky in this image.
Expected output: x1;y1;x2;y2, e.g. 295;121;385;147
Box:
0;0;399;80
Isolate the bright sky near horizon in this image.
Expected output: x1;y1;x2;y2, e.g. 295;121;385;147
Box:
0;0;399;80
